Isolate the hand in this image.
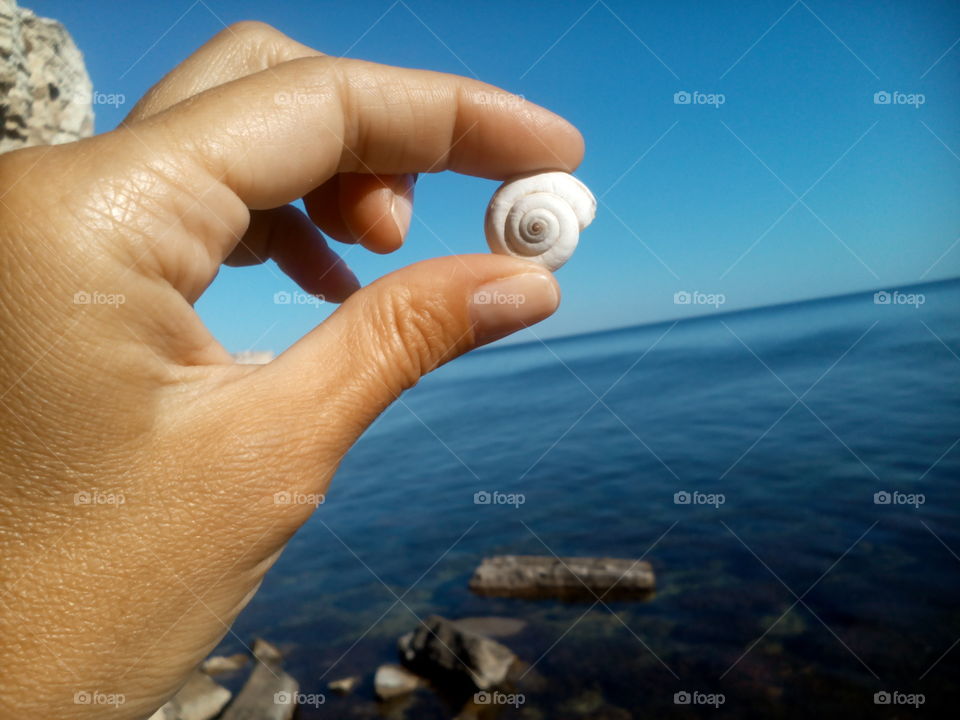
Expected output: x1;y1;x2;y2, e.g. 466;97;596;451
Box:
0;22;582;718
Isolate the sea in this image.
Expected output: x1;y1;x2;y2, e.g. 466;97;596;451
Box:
212;278;960;719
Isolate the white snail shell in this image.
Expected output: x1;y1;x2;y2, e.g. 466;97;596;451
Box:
484;171;596;271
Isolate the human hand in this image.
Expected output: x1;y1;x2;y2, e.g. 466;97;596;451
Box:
0;21;582;718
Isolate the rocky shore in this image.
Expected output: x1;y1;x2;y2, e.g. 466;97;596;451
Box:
152;556;657;719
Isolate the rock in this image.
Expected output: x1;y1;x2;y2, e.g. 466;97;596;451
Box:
374;664;423;700
219;662;298;720
252;637;283;666
328;675;360;695
398;615;517;690
453;616;528;639
201;653;249;675
470;555;655;600
150;669;231;720
0;0;94;154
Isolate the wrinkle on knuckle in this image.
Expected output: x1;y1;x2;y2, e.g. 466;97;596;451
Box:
362;284;458;393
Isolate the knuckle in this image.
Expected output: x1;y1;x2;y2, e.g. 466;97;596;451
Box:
224;20;282;44
363;284;461;392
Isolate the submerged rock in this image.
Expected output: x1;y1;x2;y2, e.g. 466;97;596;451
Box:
201;653;249;675
453;616;528;639
252;637;284;666
398;615;517;690
470;555;655;600
374;663;423;699
328;675;360;695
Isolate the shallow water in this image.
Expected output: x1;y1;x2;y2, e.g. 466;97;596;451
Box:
214;279;960;718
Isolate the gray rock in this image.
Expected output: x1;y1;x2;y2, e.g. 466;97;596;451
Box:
453;616;528;638
398;615;517;690
374;664;422;700
219;661;298;720
0;0;94;154
470;555;655;600
150;669;231;720
201;653;249;675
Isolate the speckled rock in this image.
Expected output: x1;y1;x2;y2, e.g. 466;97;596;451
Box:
1;0;93;153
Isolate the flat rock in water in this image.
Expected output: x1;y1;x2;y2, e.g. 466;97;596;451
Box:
374;664;423;699
149;669;231;720
398;615;517;690
453;616;528;638
201;653;249;675
219;662;298;720
469;555;655;600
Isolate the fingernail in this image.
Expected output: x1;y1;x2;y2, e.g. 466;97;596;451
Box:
470;272;560;345
390;174;415;240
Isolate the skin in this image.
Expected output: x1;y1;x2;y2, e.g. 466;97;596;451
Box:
0;22;582;718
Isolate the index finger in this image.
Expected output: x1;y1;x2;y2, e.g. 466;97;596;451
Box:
131;55;584;210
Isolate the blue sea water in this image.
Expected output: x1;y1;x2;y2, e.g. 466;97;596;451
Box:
217;279;960;718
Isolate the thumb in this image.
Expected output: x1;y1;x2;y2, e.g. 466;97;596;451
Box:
250;254;559;455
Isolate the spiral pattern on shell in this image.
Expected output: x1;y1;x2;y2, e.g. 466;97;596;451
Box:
484;172;596;271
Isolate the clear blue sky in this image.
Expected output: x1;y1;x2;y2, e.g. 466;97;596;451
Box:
30;0;960;351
